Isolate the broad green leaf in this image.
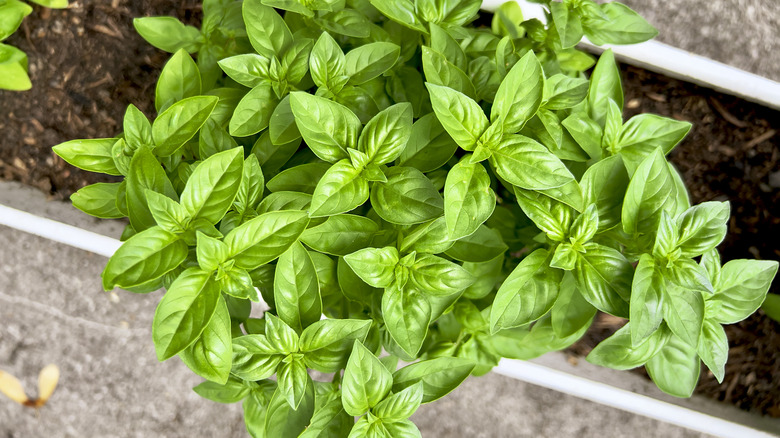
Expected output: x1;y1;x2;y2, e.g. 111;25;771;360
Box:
368;0;425;32
462;255;504;300
132;17;201;53
698;319;728;383
399;217;454;255
663;283;704;348
102;227;187;290
152;268;221;360
123;105;153;148
358;103;413;165
622;148;678;236
231;335;283;381
277;358;311;409
587;49;622;126
302;214;379;256
444;158;495;240
430;23;468;70
617;114;691;173
300;319;372;372
193;377;250;404
234;155;265;215
382;285;431;357
646;334;701;398
410;254;475;296
290;92;360;163
426;83;488;151
318;9;372;39
243;0;293;56
491;51;544;133
270;95;302;145
580;155;629;230
53;138;122;176
71;183;124;219
217;53;271;88
345;42;400;84
543;74;589;110
490;249;561;332
391;357;475;403
422;46;476;99
489;134;576;190
344;247;399;288
179;295;233;384
586;323;670;370
181;148;243;224
267;162;330;194
298;397;353;438
199;119;239;159
310;32;346;90
370;166;444;225
342;341;393;416
310;160;369;217
550;272;597;338
399;113;459;172
562;112;602;160
264;381;315;438
225;210;310;269
281;38;313;85
444;225;507;263
674;202;730;257
708;259;779;324
155;49;202;112
582;2;658;45
630;254;665;346
372;381;423;421
274;241;323;332
550;1;583;49
125;146;178;231
230;85;279;137
513;187;572;241
0;43;31;91
573;243;631;317
152;96;218;156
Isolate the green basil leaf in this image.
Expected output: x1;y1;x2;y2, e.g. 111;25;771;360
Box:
270;95;302;145
281;38;313;85
580;154;629;230
264;381;315;438
617;114;691;174
234;154;265;215
230;85;279;137
231;335;283;380
444;225;507;263
318;9;372;39
550;1;583;49
674;201;730;257
368;0;425;32
300;319;372;372
586;323;670;370
587;49;623;126
370;166;444;225
217;53;271;88
398;113;458;172
708;259;779;324
489;134;576;190
513;187;572;241
630;254;665;346
550;272;597;338
132;16;201;53
123;104;153;148
53;138;122;176
71;182;124;219
410;254;474;296
462;255;504;300
582;2;658;45
490;249;561;332
430;23;468;70
310;31;346;89
662;283;704;348
422;46;477;100
243;0;293;56
152;268;221;360
444;159;495;240
697;319;728;383
274;241;323;333
358;103;413;165
199;119;239;159
344;247;400;288
646;334;701;398
302;214;379;256
298;397;352;438
345;42;400;85
543;74;589;110
399;217;454;255
491;51;544;133
257;191;312;215
372;381;423;421
621;148;678;236
102;226;187;291
179;295;233;384
573;243;631;317
267;162;330;194
310;160;369;217
155;49;202;112
152;96;218;156
181;147;244;224
290;92;360;162
126;146;178;231
193;376;250;404
337;256;381;305
382;285;431;358
277;358;311;409
225;210;310;269
391;357;474;403
342;341;393;416
426;82;488;151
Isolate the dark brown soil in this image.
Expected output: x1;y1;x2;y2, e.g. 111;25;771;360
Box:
0;0;201;195
0;2;778;418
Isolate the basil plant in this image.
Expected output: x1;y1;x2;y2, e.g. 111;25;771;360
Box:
0;0;68;91
53;0;778;436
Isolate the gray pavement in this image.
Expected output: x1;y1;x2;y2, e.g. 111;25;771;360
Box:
617;0;780;82
0;180;752;438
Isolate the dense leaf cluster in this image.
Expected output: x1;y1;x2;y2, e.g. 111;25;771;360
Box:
0;0;68;90
53;0;778;436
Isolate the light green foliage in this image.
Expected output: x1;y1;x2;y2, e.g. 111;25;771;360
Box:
52;0;777;435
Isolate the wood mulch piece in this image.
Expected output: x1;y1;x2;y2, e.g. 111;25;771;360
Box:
0;3;778;418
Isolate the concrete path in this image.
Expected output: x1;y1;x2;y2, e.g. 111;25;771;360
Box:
0;180;751;438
